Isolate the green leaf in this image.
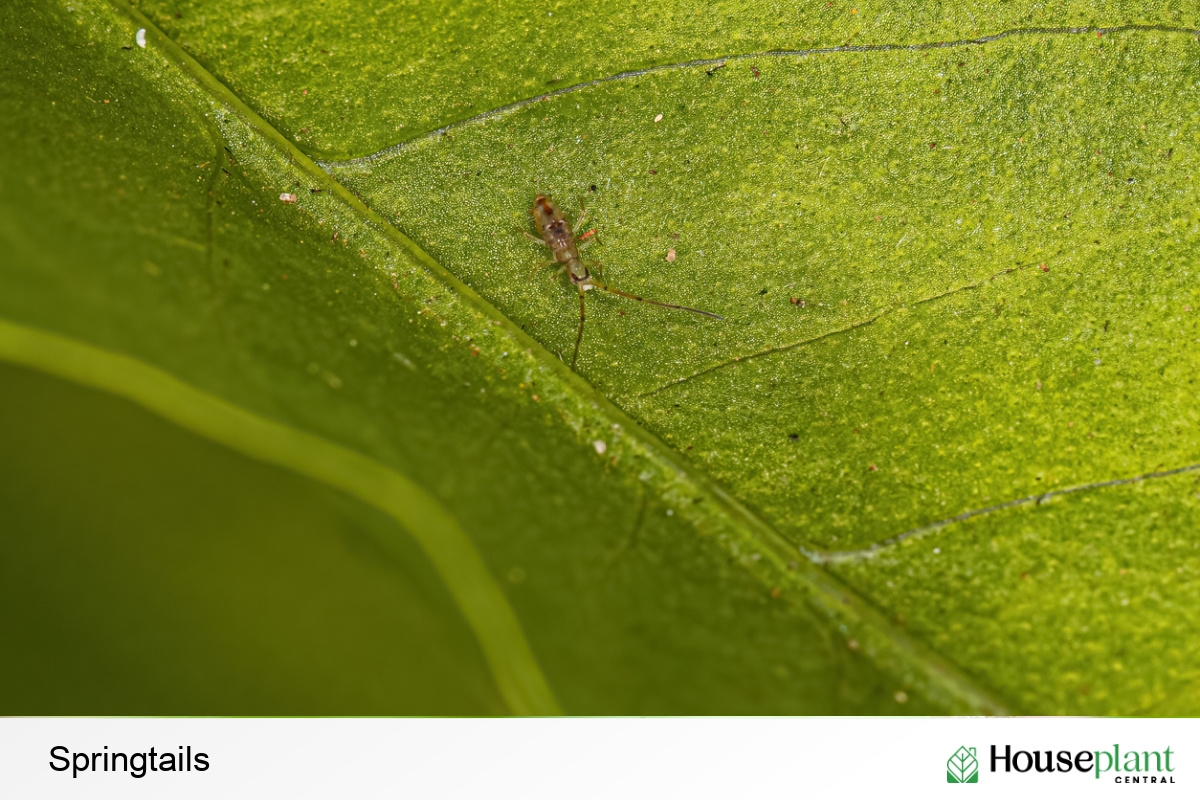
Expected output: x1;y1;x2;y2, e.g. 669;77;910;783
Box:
2;0;1197;714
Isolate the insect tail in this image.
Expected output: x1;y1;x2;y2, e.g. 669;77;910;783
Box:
589;281;723;320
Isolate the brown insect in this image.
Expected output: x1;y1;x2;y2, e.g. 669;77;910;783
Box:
523;194;722;368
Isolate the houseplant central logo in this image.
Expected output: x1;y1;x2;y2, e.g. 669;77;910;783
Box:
948;746;980;783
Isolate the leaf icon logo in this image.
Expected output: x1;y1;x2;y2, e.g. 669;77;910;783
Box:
947;746;979;783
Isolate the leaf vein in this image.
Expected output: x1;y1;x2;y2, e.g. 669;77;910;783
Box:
806;460;1200;564
319;23;1200;169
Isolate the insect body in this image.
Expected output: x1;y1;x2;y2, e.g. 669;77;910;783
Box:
525;194;722;368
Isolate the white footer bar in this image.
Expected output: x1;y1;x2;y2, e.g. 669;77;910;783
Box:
0;717;1193;798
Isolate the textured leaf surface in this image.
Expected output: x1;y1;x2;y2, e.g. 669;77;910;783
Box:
320;23;1200;712
0;0;974;715
135;0;1196;160
2;0;1198;715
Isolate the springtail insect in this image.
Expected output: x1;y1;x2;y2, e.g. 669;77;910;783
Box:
523;194;722;368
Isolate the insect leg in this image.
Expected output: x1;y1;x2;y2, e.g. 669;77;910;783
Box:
518;229;551;248
571;287;586;369
589;279;723;319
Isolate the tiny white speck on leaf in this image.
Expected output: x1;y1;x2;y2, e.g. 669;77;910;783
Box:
654;113;663;123
592;440;607;455
665;509;674;516
279;192;298;204
136;28;146;48
666;248;676;262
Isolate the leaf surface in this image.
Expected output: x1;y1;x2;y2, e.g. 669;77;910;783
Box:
2;0;1198;714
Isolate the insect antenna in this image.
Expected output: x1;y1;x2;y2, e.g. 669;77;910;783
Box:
572;290;586;368
587;280;723;320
